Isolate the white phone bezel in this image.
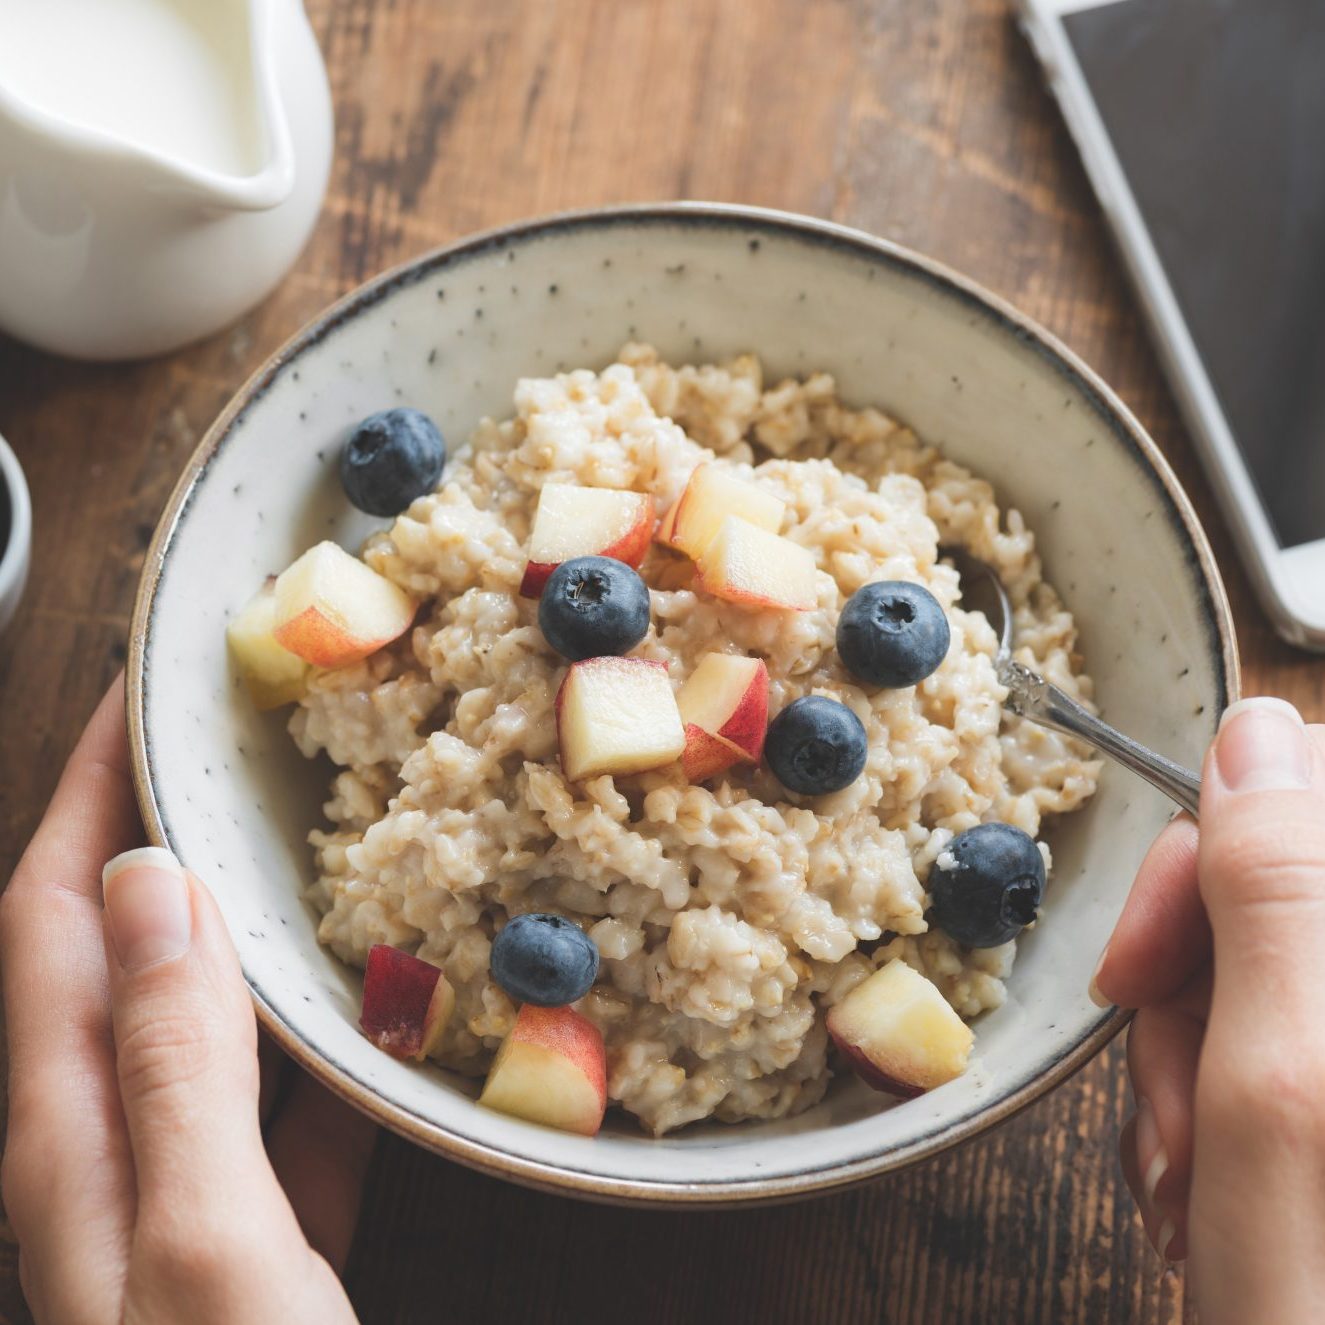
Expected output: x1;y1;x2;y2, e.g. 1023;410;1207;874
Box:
1016;0;1325;650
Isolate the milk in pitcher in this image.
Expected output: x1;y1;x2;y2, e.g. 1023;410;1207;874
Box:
0;0;265;177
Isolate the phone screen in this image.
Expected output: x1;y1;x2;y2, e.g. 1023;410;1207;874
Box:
1063;0;1325;549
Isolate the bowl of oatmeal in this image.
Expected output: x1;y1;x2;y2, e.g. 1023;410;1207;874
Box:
128;204;1237;1204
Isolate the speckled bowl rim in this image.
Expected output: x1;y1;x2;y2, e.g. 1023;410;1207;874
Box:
128;202;1239;1207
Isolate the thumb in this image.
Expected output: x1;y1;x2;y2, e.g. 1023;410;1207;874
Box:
1198;698;1325;1017
102;847;286;1246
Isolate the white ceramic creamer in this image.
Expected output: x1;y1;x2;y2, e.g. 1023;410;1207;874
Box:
0;0;333;360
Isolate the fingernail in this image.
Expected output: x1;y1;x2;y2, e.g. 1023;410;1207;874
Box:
1215;697;1311;794
103;847;192;970
1088;944;1111;1008
1136;1096;1170;1208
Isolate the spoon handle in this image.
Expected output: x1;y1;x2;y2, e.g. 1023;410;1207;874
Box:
1001;660;1202;817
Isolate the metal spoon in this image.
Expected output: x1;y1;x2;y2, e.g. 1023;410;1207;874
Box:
941;546;1202;816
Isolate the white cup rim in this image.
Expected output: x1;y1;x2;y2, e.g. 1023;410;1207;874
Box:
0;433;32;616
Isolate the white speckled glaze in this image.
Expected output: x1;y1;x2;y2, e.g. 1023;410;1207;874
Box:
0;0;332;361
129;205;1237;1205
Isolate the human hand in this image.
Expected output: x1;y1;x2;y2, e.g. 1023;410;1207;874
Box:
1;678;375;1324
1091;697;1325;1321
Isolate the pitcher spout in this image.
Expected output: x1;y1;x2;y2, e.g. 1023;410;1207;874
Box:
190;0;300;213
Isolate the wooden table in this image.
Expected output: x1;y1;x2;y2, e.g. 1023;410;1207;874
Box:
1;2;1321;1321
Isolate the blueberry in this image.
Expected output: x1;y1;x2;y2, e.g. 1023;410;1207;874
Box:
491;913;600;1006
928;822;1045;948
765;695;868;795
836;581;951;688
538;556;651;661
340;408;447;516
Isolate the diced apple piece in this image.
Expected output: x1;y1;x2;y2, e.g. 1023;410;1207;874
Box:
478;1003;608;1136
826;960;973;1098
655;496;682;549
360;944;456;1062
272;541;415;668
226;579;311;709
671;464;786;560
695;517;818;611
676;653;769;764
519;485;655;597
555;657;686;781
680;723;743;781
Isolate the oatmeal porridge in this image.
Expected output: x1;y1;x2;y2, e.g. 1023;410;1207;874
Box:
263;345;1100;1136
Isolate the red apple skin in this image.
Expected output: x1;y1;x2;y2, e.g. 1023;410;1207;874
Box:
360;944;453;1061
829;1031;924;1100
693;569;815;612
603;505;655;571
518;500;655;598
519;561;557;598
479;1004;608;1136
271;543;418;666
508;1004;606;1093
681;723;743;782
273;608;407;668
713;660;769;761
676;655;769;772
826;961;972;1097
692;517;818;612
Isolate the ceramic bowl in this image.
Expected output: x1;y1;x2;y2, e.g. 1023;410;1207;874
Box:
128;204;1237;1205
0;432;32;634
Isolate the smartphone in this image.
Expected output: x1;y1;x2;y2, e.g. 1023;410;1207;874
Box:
1017;0;1325;649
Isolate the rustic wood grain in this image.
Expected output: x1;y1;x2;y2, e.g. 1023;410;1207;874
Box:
1;1;1319;1321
